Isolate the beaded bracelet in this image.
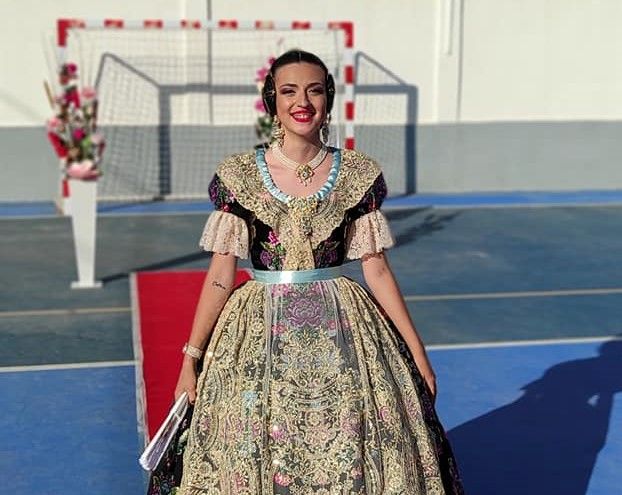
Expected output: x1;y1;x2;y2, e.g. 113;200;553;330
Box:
182;342;203;359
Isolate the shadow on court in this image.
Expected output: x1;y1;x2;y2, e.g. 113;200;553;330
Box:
449;337;622;495
386;208;462;247
100;251;210;283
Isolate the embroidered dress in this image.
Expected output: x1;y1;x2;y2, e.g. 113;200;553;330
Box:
177;148;464;494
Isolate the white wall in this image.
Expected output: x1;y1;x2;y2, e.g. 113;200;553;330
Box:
460;0;622;121
2;0;621;127
1;0;622;199
0;0;193;126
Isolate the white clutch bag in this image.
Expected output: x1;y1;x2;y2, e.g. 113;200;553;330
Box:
139;392;189;471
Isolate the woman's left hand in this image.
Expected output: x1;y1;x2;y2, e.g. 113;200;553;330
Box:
414;354;437;402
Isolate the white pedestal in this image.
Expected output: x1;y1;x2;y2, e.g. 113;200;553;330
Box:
70;179;102;289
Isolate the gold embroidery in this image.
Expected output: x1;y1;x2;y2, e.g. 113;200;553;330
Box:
282;196;318;269
178;150;456;494
178;278;448;494
216;150;382;269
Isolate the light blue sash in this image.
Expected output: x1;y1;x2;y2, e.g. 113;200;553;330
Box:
252;266;342;284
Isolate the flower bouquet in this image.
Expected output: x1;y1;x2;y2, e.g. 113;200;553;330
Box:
254;56;276;146
45;62;104;181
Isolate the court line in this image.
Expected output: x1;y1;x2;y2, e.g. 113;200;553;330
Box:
428;335;622;351
2;336;620;374
405;287;622;301
0;360;136;374
3;286;622;319
130;272;149;446
0;306;131;318
4;192;622;218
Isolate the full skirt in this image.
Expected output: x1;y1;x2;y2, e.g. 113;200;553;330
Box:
178;277;463;494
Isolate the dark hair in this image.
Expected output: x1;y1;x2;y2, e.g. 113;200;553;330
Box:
261;50;335;116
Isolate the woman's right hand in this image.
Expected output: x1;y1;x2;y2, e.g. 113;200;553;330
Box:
174;357;198;404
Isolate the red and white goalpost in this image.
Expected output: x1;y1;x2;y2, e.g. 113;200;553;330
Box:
54;18;356;211
51;17;356;290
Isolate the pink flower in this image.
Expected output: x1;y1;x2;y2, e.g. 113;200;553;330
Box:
255;67;269;82
72;128;86;142
46;117;63;133
233;472;248;489
66;160;99;180
271;323;287;336
326;319;339;337
340;411;361;437
378;405;391;421
255;98;266;112
269;423;288;442
273;472;291;487
65;62;78;76
90;132;105;145
270;284;292;297
81;86;97;101
268;231;280;245
64;87;81;109
351;465;363;478
284;296;325;327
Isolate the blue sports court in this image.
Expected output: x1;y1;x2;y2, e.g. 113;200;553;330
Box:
1;196;620;494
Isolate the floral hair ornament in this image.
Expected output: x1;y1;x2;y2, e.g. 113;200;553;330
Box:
254;55;277;146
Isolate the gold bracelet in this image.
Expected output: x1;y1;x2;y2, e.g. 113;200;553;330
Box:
182;342;203;359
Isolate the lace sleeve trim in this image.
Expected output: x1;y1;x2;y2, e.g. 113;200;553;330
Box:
199;210;249;259
346;210;395;259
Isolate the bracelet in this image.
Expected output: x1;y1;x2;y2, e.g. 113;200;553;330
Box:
182;342;203;359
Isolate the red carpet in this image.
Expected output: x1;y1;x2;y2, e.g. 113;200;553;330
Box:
131;269;251;439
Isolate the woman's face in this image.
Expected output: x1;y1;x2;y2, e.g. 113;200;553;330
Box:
273;62;327;143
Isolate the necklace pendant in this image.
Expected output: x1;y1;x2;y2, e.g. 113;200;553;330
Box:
296;164;314;186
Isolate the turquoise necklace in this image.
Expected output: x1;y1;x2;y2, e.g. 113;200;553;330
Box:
256;146;341;204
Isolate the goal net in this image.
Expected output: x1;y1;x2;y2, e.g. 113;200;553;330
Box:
56;19;354;202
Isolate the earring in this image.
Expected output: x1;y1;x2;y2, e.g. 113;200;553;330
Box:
321;114;331;144
271;116;284;147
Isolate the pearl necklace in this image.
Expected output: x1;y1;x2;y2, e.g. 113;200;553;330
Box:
256;147;341;204
270;143;328;186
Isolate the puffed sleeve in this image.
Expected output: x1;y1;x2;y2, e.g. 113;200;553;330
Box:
345;173;395;259
198;174;250;258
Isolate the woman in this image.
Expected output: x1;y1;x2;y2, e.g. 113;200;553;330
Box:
173;50;464;494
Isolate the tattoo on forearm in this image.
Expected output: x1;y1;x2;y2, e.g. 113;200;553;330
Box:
211;280;227;291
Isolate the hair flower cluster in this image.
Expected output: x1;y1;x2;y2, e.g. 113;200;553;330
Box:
254;56;276;145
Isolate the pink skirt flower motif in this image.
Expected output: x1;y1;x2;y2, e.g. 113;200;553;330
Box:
269;283;292;298
350;465;363;479
269;423;288;442
339;411;361;437
273;471;292;487
233;472;247;490
283;295;325;327
271;323;287;337
378;404;391;422
326;319;338;337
